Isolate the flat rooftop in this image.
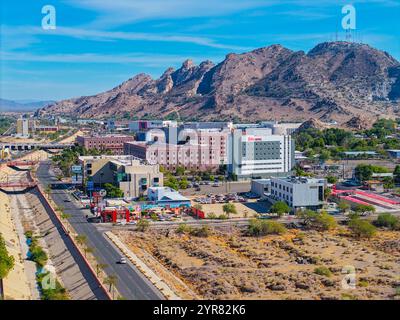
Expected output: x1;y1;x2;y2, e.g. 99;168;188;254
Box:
273;176;325;184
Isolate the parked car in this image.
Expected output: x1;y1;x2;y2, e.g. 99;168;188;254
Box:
119;257;127;264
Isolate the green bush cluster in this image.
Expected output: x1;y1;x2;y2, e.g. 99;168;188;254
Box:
248;219;287;237
348;217;377;239
37;272;69;300
26;232;48;267
375;213;400;230
0;234;15;280
296;210;337;230
189;226;212;238
314;266;332;277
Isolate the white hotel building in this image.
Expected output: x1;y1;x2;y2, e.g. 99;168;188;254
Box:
228;129;294;180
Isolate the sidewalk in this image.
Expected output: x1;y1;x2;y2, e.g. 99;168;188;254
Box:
105;231;180;300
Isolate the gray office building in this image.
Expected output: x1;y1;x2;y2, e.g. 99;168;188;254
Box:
270;177;326;210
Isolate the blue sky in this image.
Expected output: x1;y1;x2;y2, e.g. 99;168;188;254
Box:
1;0;399;101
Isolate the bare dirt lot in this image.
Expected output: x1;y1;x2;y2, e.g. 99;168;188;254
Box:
115;227;400;300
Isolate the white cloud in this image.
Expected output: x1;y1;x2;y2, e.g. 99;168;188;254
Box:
0;25;250;51
66;0;276;27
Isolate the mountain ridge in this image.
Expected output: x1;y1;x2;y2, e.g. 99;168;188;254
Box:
39;41;400;127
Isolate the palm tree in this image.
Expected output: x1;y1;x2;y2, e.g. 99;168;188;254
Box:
104;275;118;299
95;263;108;277
83;247;94;258
75;235;88;247
45;185;52;198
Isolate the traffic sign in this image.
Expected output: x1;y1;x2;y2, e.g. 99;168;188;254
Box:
87;181;94;191
99;189;107;197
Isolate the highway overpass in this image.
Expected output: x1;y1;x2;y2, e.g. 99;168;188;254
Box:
0;142;74;151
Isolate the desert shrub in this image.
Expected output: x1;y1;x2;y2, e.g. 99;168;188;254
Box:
348;218;377;239
176;224;192;234
189;226;211;237
314;211;338;230
136;219;150;232
248;219;286;236
314;266;332;277
375;213;400;230
207;213;217;219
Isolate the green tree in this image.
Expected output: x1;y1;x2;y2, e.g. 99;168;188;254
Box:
175;166;185;176
95;263;108;277
75;235;88;247
104;275;118;299
354;164;390;182
354;204;375;216
326;176;338;184
270;201;290;217
314;211;337;231
164;175;179;190
296;209;318;226
338;201;350;213
0;234;15;279
103;183;124;198
394;165;400;184
222;203;237;216
297;210;336;230
324;187;332;200
178;177;189;189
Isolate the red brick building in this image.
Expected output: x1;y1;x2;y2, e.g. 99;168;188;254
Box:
76;135;134;155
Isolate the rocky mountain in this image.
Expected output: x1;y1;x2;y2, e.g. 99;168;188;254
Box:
39;42;400;127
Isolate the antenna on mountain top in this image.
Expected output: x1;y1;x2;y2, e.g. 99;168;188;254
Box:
345;29;352;42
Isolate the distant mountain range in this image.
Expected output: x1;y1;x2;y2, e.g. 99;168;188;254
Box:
39;41;400;127
1;99;55;112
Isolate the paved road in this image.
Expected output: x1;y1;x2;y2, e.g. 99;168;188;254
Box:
37;161;163;300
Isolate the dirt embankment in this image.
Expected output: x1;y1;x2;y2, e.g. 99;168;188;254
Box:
115;227;400;300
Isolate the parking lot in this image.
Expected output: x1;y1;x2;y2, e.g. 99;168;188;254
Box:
180;181;251;196
190;191;271;218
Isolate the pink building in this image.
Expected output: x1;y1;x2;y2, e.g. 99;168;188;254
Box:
76;135;135;155
195;129;229;164
124;141;223;172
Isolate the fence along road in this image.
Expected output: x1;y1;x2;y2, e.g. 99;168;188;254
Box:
37;160;164;300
